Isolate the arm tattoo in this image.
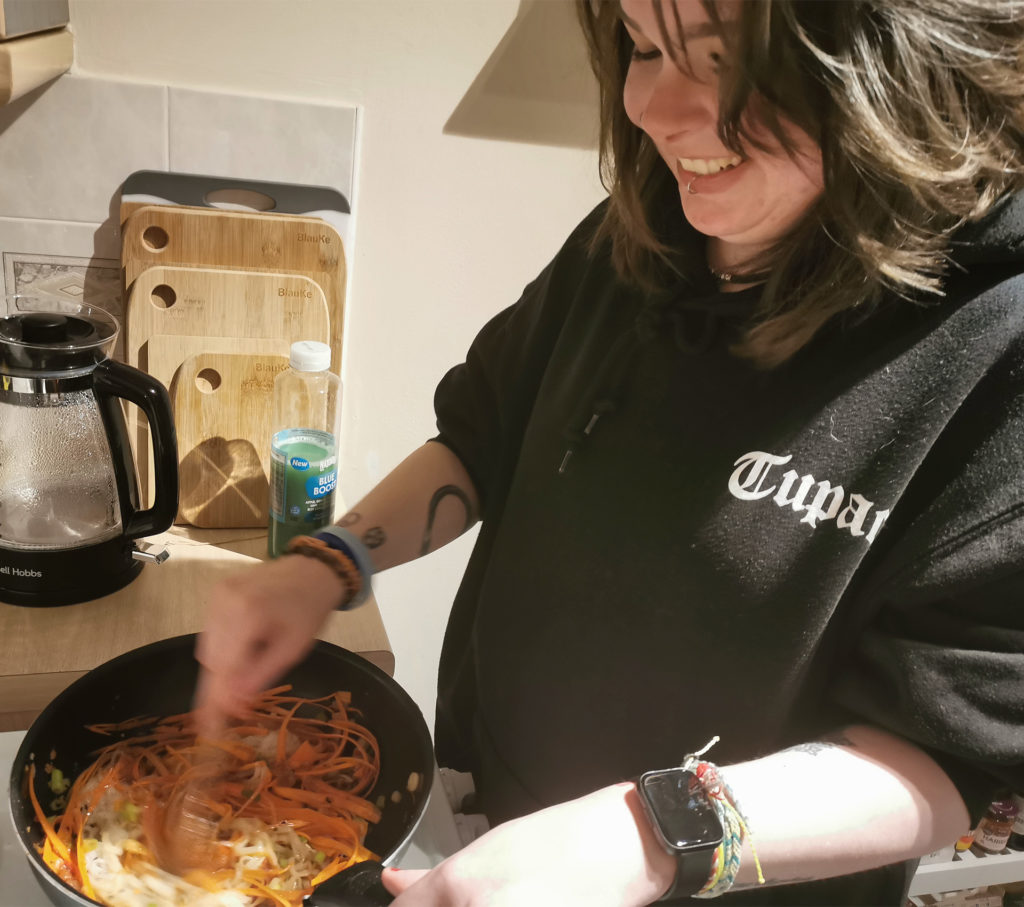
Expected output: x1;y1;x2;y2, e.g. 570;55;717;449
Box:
337;511;386;548
420;484;476;556
785;730;856;757
787;742;837;756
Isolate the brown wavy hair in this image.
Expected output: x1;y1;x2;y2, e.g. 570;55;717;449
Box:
576;0;1024;366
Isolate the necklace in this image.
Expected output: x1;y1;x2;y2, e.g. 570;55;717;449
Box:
708;264;770;285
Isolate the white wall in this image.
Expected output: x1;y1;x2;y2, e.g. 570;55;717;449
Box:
69;0;606;728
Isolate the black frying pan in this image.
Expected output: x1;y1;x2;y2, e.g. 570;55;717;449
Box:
8;634;435;907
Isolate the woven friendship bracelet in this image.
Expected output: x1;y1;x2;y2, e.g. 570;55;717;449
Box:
312;526;376;607
682;737;766;899
285;535;363;609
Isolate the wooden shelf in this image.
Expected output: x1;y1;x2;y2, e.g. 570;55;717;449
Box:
909;848;1024;897
0;28;72;105
0;525;393;732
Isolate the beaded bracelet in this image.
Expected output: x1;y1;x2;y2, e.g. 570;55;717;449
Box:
683;737;765;899
285;534;363;609
312;526;375;607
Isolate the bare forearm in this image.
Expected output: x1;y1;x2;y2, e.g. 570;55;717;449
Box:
336;440;480;571
721;724;969;889
584;725;971;901
383;726;969;905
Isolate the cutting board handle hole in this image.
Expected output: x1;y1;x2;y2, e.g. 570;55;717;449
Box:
195;368;222;394
150;284;177;309
142;225;169;251
204;188;277;212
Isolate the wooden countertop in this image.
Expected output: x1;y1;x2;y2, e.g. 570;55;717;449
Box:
0;526;393;732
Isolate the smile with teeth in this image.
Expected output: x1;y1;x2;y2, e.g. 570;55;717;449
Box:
678;154;743;175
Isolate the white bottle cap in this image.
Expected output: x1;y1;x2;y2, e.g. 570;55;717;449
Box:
289;340;331;371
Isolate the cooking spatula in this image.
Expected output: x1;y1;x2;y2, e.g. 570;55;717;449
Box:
305;860;394;906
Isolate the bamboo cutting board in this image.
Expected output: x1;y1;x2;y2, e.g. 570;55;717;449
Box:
142;334;290;520
117;170;351;251
148;334;292;403
173;351;289;529
121;205;346;373
125;266;329;507
125;265;329;372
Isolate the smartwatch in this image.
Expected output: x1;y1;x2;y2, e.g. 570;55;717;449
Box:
636;768;724;901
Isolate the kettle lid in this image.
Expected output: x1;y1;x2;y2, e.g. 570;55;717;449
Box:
0;298;118;375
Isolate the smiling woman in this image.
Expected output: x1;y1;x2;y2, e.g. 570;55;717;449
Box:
618;0;824;280
580;0;1024;364
193;1;1024;905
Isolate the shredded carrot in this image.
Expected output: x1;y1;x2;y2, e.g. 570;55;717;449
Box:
74;835;98;902
27;763;75;872
288;739;318;768
29;686;384;907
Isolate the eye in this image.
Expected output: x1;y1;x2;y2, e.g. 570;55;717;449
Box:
630;44;661;63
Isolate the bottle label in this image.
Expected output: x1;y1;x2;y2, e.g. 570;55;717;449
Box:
269;429;337;529
1013;795;1024;834
974;821;1012;852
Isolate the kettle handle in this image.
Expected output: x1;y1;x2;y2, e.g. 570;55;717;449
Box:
93;358;180;540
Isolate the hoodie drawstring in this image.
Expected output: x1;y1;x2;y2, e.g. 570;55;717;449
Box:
557;288;756;475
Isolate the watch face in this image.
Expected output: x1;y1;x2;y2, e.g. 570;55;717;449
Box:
640;769;724;851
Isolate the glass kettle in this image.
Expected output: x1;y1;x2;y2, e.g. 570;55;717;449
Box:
0;296;178;606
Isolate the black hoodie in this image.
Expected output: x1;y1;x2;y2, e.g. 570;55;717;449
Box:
430;194;1024;905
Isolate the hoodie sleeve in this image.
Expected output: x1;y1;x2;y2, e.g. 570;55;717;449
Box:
832;566;1024;820
829;328;1024;820
431;273;552;515
432;202;610;516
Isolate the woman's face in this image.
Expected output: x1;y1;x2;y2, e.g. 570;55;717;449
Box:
620;0;824;260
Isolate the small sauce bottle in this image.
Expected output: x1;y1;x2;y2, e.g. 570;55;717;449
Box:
971;797;1020;855
952;831;975;861
1007;793;1024;851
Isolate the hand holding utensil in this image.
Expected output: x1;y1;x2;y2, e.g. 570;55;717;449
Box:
149;737;229;875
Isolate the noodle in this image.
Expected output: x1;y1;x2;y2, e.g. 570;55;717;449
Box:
29;685;383;907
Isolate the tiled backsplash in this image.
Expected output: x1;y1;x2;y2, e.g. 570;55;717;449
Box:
0;72;358;338
0;77;167;228
168;87;356;192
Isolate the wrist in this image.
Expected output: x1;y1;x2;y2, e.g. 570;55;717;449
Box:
284;529;373;609
616;782;678;903
281;547;351;611
313;526;376;605
632;750;763;901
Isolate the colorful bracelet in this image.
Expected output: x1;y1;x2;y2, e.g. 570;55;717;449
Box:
312;526;375;607
285;534;363;609
683;737;765;899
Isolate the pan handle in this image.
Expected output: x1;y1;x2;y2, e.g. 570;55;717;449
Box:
304;860;394;906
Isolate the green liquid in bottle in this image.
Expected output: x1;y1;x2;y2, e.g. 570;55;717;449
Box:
267;429;337;557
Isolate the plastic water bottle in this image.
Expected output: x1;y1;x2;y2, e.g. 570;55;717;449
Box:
267;341;341;557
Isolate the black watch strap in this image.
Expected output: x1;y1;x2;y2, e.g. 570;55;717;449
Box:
657;849;716;901
635;768;723;901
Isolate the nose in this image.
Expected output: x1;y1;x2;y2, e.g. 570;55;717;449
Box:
639;65;717;143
